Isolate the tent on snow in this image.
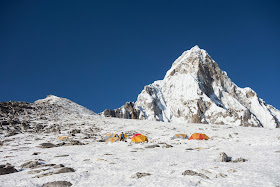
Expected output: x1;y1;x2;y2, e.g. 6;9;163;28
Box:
131;134;148;143
188;133;210;140
105;133;119;140
105;137;119;144
172;134;188;139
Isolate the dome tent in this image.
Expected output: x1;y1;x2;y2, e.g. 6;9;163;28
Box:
188;133;210;140
105;137;119;144
131;134;148;143
172;134;188;139
105;133;119;140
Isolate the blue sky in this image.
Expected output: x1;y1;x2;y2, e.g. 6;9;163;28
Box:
1;0;280;113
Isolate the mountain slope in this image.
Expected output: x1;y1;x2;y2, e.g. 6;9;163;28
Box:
0;95;96;136
104;46;280;128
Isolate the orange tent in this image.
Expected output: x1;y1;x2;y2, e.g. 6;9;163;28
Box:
188;133;210;140
131;134;148;143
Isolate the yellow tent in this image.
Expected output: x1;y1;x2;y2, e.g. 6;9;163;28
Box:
58;136;68;141
131;134;148;143
105;137;119;144
172;134;188;139
105;133;119;140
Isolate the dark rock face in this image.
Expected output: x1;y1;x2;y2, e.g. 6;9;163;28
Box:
42;181;72;187
0;163;18;175
103;102;140;119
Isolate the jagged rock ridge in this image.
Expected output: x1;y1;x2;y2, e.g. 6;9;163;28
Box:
103;46;280;128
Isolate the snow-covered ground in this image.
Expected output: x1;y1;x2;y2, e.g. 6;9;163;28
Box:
1;115;280;187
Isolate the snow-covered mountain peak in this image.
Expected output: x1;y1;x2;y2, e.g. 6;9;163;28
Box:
164;46;215;79
132;47;280;128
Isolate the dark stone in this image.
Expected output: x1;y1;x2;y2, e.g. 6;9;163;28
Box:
0;163;18;175
42;181;72;187
131;172;151;178
21;161;41;168
53;167;75;174
145;144;160;148
39;143;56;148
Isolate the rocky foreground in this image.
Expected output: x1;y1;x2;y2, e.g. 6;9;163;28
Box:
1;114;280;187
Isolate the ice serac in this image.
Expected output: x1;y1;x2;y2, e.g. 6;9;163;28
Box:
133;45;279;128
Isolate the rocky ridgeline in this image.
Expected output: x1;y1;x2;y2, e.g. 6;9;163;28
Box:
102;46;280;128
0;95;98;137
103;102;140;119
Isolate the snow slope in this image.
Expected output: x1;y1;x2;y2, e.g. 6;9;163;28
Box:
1;115;280;187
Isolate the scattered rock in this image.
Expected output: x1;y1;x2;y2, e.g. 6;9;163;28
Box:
28;168;49;174
275;150;280;153
215;173;227;178
182;170;209;179
161;143;173;148
131;172;151;178
55;155;69;157
39;143;56;148
21;161;41;168
201;169;212;174
145;144;160;148
53;164;65;168
227;169;237;173
69;140;84;146
42;181;72;187
218;152;230;162
231;158;248;163
53;167;75;174
0;163;18;175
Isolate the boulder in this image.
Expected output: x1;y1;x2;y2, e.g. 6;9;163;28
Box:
182;170;209;179
218;152;229;162
0;163;18;175
21;161;41;168
53;167;75;174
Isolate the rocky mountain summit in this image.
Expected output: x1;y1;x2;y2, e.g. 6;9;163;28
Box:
0;95;96;136
103;46;280;128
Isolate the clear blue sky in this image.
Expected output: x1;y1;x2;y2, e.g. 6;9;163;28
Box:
1;0;280;113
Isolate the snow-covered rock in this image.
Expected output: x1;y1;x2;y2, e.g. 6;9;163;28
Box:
105;45;280;128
